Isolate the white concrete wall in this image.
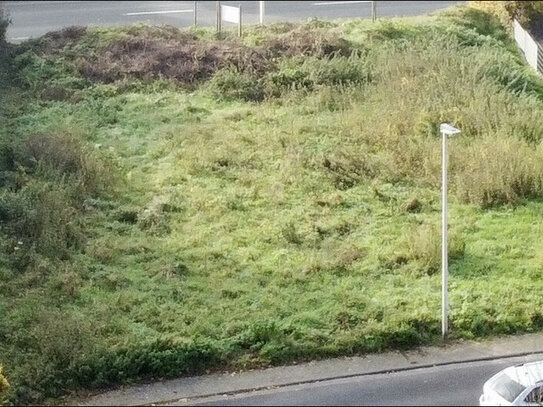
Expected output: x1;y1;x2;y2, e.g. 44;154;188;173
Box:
513;18;540;72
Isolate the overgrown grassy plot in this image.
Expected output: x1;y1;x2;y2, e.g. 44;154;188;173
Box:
1;5;543;405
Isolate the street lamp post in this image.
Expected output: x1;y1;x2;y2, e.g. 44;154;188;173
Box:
439;123;461;340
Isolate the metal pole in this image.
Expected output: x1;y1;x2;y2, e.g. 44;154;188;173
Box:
194;1;197;27
441;130;448;340
259;1;264;25
372;1;376;22
238;4;242;37
216;1;221;35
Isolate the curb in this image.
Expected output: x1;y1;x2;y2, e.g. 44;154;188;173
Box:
147;350;543;406
79;333;543;406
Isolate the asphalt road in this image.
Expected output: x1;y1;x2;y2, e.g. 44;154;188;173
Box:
179;354;543;406
4;1;462;41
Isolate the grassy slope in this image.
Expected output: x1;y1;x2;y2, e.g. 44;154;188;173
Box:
2;5;543;404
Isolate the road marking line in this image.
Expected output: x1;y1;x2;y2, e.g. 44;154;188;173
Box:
314;1;371;5
124;9;193;16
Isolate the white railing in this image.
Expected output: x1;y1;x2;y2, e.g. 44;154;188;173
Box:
513;18;543;76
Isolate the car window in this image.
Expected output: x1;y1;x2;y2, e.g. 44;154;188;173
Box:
492;374;527;402
525;385;543;405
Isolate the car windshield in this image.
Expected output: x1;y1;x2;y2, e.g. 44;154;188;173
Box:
492;374;527;402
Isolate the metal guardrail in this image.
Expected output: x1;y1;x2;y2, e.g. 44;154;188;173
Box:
537;43;543;75
513;18;543;77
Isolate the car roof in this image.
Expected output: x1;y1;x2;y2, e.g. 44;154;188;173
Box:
502;361;543;388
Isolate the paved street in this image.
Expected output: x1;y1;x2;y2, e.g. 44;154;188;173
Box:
4;1;462;41
183;355;543;406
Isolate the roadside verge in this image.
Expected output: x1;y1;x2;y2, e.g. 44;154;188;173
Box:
78;332;543;406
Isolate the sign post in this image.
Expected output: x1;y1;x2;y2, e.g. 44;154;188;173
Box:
221;4;242;37
194;1;197;27
239;4;242;37
216;1;221;35
259;1;265;25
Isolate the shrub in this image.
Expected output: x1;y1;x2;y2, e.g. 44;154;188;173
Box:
441;6;509;42
14;131;116;197
3;308;99;405
469;1;543;29
207;68;265;102
13;50;80;92
0;6;9;45
69;337;222;389
262;26;353;58
263;53;369;98
265;63;312;96
468;1;513;29
0;131;117;270
0;6;11;81
0;365;9;406
302;53;370;86
0;182;85;268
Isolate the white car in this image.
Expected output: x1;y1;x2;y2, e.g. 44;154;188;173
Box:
480;360;543;406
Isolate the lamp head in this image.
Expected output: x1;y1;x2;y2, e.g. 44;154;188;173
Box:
440;123;461;136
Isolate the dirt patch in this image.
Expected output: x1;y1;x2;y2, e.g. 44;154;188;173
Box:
77;36;270;86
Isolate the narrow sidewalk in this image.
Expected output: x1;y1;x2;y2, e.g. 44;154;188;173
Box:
79;332;543;406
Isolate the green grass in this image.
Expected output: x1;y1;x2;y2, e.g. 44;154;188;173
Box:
2;5;543;405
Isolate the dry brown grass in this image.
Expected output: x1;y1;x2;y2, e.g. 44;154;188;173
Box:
24;24;355;87
77;37;270;86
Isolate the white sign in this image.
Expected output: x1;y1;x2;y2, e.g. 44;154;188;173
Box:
221;4;240;23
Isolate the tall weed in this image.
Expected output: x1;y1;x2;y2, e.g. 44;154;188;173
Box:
453;137;543;208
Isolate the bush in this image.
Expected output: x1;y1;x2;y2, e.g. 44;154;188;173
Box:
468;1;513;29
265;62;312;95
263;53;369;98
69;337;222;389
0;365;9;406
302;53;370;86
0;6;10;80
262;26;353;58
469;1;543;30
0;182;85;269
0;131;117;270
0;6;9;45
441;6;509;42
13;50;86;93
207;68;265;102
